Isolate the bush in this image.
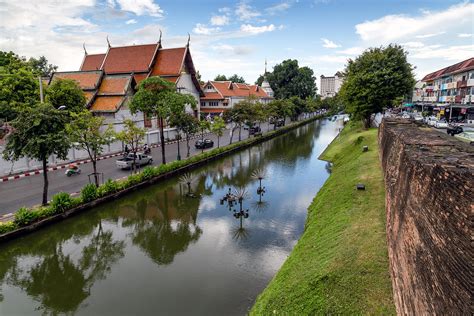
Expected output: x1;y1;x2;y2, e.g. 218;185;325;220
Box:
141;166;156;180
37;206;55;219
14;207;38;226
81;183;98;202
0;221;17;234
124;174;142;188
50;192;73;213
97;179;120;197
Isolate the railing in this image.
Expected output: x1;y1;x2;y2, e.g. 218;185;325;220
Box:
457;80;467;88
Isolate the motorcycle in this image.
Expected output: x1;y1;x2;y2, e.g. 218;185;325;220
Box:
143;147;151;155
65;164;81;177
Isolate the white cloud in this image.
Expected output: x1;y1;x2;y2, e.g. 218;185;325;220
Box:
458;33;473;38
266;1;292;15
240;24;276;34
336;46;364;55
125;19;137;24
210;15;230;26
108;0;164;17
355;2;473;43
235;1;261;21
321;38;340;48
193;23;221;35
410;44;474;61
415;32;445;39
401;41;425;48
212;43;253;55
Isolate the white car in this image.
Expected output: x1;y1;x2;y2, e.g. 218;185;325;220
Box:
426;117;437;126
435;120;448;129
116;152;153;169
455;132;474;144
413;115;424;122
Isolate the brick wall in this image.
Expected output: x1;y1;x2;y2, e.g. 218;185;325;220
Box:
379;118;473;315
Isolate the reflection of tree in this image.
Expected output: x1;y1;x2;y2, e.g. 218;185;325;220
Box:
0;216;125;315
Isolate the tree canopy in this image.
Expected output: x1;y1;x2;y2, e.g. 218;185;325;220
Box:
213;74;246;83
339;44;415;127
46;79;86;114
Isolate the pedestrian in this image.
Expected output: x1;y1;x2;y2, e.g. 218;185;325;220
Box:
124;144;129;156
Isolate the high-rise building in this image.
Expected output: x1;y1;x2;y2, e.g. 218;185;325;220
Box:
320;71;343;99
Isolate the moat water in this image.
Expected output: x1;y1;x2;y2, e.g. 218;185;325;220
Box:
0;118;342;315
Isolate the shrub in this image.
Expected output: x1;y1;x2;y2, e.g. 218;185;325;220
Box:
0;221;17;234
81;183;98;202
97;179;119;197
50;192;73;213
124;174;142;188
14;207;38;226
141;166;156;180
37;206;55;219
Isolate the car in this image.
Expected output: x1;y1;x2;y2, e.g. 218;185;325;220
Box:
116;152;153;169
195;139;214;149
249;126;261;135
455;132;474;145
446;125;463;136
435;120;448;129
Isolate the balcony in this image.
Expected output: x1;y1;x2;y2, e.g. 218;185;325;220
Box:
457;80;467;88
455;95;462;103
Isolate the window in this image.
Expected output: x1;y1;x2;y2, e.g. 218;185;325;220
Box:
201;102;206;107
469;72;474;80
209;101;218;107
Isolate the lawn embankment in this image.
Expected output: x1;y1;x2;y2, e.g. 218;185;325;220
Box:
251;122;395;315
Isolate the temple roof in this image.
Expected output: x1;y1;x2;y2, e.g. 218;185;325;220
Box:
50;70;102;90
97;74;133;95
89;96;126;112
101;44;158;74
150;47;187;76
80;54;106;71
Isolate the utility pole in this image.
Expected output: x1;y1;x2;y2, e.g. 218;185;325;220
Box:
38;76;44;103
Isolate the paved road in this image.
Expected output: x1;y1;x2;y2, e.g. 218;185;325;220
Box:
0;122;280;215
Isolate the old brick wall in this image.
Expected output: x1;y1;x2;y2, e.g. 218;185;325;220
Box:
379;118;473;315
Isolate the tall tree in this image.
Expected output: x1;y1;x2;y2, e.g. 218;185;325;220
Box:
115;119;145;173
66;111;114;186
268;59;317;99
227;74;246;83
130;76;196;164
28;56;58;77
210;116;226;148
214;74;227;81
340;44;415;127
46;79;86;114
3;103;70;205
170;113;198;158
198;119;211;152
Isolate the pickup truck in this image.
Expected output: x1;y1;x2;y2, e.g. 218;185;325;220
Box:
116;152;153;169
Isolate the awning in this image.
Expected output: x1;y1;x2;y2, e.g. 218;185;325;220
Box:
200;108;225;113
403;103;414;107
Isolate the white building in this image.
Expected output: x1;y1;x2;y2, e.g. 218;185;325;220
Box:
320;71;343;99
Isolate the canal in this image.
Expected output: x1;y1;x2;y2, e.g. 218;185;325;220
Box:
0;118;342;315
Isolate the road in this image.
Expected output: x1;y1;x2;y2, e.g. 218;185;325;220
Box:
0;122;279;215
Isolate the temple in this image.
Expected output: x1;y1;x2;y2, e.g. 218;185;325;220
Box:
49;34;203;131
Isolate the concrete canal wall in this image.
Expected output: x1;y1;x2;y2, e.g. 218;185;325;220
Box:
378;118;473;315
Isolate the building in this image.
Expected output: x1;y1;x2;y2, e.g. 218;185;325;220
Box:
415;57;474;122
320;71;343;99
49;35;203;131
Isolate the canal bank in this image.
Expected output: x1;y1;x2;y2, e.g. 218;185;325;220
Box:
251;122;395;314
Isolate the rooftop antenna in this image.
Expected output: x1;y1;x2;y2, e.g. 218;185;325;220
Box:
106;36;111;48
186;32;190;47
83;43;88;55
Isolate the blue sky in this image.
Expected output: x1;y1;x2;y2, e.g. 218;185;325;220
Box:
0;0;473;88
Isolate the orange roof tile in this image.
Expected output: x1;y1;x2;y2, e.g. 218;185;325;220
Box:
90;96;125;112
201;92;224;100
133;73;148;86
81;54;106;71
162;76;179;84
150;47;186;76
98;75;131;95
83;91;95;103
101;44;158;74
51;71;102;90
205;81;271;99
201;108;224;113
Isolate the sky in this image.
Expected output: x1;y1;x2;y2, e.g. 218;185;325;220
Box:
0;0;473;88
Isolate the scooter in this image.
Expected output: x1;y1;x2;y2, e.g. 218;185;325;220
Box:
65;164;81;177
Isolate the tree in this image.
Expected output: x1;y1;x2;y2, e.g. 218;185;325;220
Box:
227;74;246;83
268;59;317;99
225;99;254;142
198;119;211;152
66;111;114;186
214;74;227;81
289;96;306;121
130;76;196;164
170;113;198;158
28;56;58;77
196;70;204;85
3;103;70;205
46;79;86;114
115;119;145;173
267;99;293;129
339;44;415;128
210;116;226;148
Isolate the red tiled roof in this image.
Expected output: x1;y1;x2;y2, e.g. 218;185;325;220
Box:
133;73;148;86
201;108;224;113
83;91;95;103
150;47;186;76
97;75;131;95
422;57;474;81
90;96;125;112
203;81;271;99
162;76;180;84
51;71;102;90
80;54;106;71
201;92;224;100
101;44;158;74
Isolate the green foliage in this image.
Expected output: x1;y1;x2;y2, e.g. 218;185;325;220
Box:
214;74;227;81
81;183;98;202
115;119;146;171
227;74;246;83
266;59;317;99
50;192;74;213
0;221;17;234
141;166;156;180
97;179;120;197
27;56;58;77
125;174;142;187
46;79;86;113
14;207;38;226
339;44;415;127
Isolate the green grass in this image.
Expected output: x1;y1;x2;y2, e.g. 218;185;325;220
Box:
251;122;395;315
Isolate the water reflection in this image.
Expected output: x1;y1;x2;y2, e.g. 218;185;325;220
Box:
0;119;342;315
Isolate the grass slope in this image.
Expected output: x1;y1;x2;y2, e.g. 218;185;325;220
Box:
251;122;395;315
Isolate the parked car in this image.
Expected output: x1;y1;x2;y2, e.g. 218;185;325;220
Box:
413;114;424;122
435;120;448;129
195;139;214;149
116;152;153;169
446;125;463;136
249;126;261;135
425;116;437;126
455;132;474;145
